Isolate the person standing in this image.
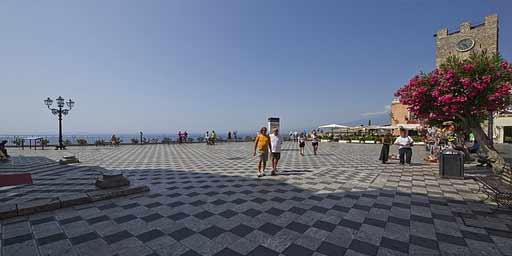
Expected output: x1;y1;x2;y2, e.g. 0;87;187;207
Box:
211;130;217;145
298;132;306;156
269;128;282;175
254;127;272;177
184;131;188;143
228;131;232;140
394;128;414;165
311;130;319;155
205;131;210;145
178;131;182;144
379;132;392;163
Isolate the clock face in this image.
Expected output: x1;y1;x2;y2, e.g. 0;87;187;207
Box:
456;38;475;52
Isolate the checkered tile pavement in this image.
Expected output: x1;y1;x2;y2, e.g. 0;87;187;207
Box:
1;142;511;256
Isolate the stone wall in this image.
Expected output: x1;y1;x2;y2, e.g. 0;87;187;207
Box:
435;14;498;67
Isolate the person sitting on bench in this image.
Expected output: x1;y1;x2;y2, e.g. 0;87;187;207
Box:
0;140;10;159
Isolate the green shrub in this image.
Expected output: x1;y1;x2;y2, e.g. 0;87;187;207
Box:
162;137;172;144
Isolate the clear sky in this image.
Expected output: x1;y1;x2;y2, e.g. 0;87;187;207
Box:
1;0;511;134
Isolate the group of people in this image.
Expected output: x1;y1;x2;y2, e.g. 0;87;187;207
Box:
227;131;238;140
205;131;217;145
253;128;320;177
110;134;121;146
177;131;189;143
379;128;415;165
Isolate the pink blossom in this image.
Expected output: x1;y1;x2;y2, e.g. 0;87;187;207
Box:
463;64;474;72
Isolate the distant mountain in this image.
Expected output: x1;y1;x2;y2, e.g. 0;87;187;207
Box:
342;113;390;127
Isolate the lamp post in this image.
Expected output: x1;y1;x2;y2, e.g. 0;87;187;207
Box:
44;96;75;150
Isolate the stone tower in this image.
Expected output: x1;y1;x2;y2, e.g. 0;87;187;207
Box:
435;14;498;67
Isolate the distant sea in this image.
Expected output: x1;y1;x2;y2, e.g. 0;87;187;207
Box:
0;132;255;146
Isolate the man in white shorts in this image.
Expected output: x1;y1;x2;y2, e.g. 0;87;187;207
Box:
270;128;282;175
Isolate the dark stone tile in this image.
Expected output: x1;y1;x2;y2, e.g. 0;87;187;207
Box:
331;205;351;213
190;200;207;207
3;233;33;246
211;199;227;206
200;226;225;239
103;230;134;244
352;204;371;212
182;250;202;256
247;245;279;256
411;215;434;224
30;216;56;226
86;215;110;225
168;201;185;208
388;216;410;227
145;202;163;208
59;216;83;225
310;206;329;214
168;212;190;221
121;203;141;209
349;239;379;256
266;207;285;216
258;223;282;236
242;209;262;217
114;214;137;224
169;227;196;241
461;230;493;243
214;248;244;256
283;243;314;256
289;207;307;215
410;235;439;250
232;198;247;205
317;241;347;256
230;224;255;238
98;203;118;210
380;237;409;254
251;198;267;204
364;218;386;228
195;210;215;220
338;219;362;230
219;210;238;219
313;220;336;232
142;213;164;222
37;232;68;246
136;229;166;243
436;233;467;247
286;222;310;234
70;232;100;245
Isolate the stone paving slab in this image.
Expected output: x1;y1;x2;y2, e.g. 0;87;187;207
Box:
1;142;511;256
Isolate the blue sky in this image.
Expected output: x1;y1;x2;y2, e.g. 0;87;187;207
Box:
1;0;511;134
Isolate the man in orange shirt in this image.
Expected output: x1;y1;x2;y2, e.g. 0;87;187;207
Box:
254;127;272;177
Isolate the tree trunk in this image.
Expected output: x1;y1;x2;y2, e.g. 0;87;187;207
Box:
470;125;508;175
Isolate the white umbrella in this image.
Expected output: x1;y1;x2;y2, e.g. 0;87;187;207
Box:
318;124;350;137
318;124;350;129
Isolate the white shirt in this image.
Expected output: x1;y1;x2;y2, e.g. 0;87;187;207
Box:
269;134;282;153
394;136;414;149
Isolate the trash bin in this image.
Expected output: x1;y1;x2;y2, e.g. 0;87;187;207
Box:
439;150;464;178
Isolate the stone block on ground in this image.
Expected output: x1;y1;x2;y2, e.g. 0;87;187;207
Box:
17;198;61;216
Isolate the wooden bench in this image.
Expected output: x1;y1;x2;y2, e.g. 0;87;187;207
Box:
473;168;512;208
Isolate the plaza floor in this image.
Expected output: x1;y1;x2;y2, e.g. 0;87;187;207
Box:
1;142;511;256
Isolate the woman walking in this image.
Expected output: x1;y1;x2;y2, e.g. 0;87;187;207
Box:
269;128;282;175
298;132;306;156
379;132;392;163
254;127;272;177
311;130;319;155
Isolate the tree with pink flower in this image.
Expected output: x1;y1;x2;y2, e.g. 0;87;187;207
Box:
395;51;512;176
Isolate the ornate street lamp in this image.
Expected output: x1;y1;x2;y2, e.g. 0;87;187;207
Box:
44;96;75;150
